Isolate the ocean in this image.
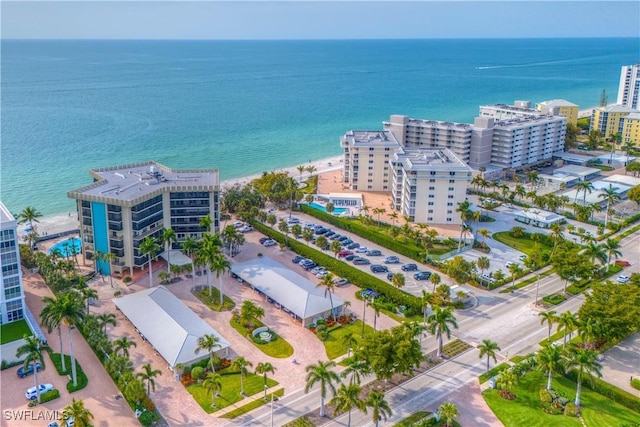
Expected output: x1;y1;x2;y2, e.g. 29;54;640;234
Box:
1;38;638;217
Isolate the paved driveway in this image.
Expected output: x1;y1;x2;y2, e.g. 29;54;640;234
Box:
600;331;640;395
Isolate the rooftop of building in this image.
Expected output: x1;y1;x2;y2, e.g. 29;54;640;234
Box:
0;201;16;226
342;130;400;147
594;104;639;114
393;147;471;171
536;99;579;108
623;112;640;120
480;103;540;114
68;161;219;204
553;165;601;177
493;114;565;128
404;118;473;129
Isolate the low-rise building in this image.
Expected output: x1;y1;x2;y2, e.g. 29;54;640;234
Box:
620;112;640;146
590;104;638;137
536;99;579;126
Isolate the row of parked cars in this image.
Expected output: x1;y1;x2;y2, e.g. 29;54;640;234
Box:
291;255;349;286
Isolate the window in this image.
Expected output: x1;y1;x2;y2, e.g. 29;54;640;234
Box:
447;210;453;214
447;202;453;206
428;209;434;213
430;171;436;175
428;194;435;199
449;172;456;176
449;179;455;183
428;217;434;221
448;187;455;191
429;186;435;190
446;217;453;222
448;195;454;199
428;202;434;206
430;179;436;183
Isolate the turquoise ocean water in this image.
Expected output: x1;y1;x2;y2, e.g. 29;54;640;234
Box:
1;38;638;217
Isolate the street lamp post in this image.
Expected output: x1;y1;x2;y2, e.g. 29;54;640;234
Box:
361;295;368;338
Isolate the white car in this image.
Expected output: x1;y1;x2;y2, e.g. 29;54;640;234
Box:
617;275;630;283
262;239;277;247
239;225;253;233
505;261;518;268
233;221;244;228
354;247;368;253
25;383;54;400
287;217;300;224
519;254;527;262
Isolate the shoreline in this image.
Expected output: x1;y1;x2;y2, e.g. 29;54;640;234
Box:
21;154;345;238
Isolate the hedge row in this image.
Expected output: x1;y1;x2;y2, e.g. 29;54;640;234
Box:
40;389;60;404
563;370;640;413
250;220;422;314
298;205;426;263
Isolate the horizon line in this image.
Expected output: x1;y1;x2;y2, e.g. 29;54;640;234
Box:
3;36;639;41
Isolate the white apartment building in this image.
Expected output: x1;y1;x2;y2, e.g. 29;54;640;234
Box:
617;64;640;109
0;202;26;324
341;130;400;192
478;101;540;120
391;148;472;225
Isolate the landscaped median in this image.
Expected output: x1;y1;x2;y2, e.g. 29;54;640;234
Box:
229;317;294;358
47;348;88;392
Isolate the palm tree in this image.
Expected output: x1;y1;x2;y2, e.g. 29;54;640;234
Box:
17;206;43;233
210;252;231;305
198;234;222;297
304;360;340;417
438;402;459;427
199;213;213;233
342;331;358;358
203;372;223;406
316;273;337;321
195;334;221;372
102;252;118;288
62;399;94;427
16;335;46;403
427;306;458;357
429;272;441;293
113;336;137;357
539;310;557;342
161;228;177;273
598;185;621;228
391;272;405;289
305;164;317;177
341;357;371;386
137;363;161;395
477;256;490;288
456;200;473;251
602;238;622;269
181;236;199;277
96;312;117;334
389;211;399;227
365;390;392;427
563;346;603;406
508;263;522;292
255;362;276;399
78;286;98;315
139;236;161;288
557;311;580;347
296;164;306;181
549;222;565;256
330;383;365;427
536;344;562;390
478;339;501;372
231;356;253;397
581;242;607;266
369;299;383;331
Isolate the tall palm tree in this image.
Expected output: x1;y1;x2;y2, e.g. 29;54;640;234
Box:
438;402;459;427
539;310;557;342
296;165;306;181
255;362;276;399
137;363;161;395
563;346;603;406
574;180;594;205
16;335;46;403
62;399;94;427
598;185;621;228
342;332;358;358
581;242;607;266
365;390;392;427
557;311;579;347
427;306;458;357
330;383;365;427
93;250;105;278
199;213;213;233
139;236;161;288
429;272;441;293
536;344;562;390
305;164;317;177
17;206;43;232
456;200;473;251
40;294;67;372
231;356;253;397
304;360;340;417
549;222;565;256
77;286;98;315
341;357;371;386
477;256;490;288
198;234;222;297
113;336;137;357
102;252;118;288
389;211;399;227
391;272;405;289
161;228;177;273
602;238;622;269
195;334;221;372
181;236;199;277
203;372;223;406
369;299;383;331
316;273;337;321
96;312;117;334
478;339;501;372
508;263;522;292
210;252;231;305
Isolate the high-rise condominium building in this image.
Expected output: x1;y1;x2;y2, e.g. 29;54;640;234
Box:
68;162;219;277
617;64;640;109
0;202;26;324
590;104;639;138
341;130;400;192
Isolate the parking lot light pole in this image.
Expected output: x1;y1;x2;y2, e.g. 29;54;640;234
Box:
361;295;367;338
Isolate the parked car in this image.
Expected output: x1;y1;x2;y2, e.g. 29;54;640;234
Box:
518;254;527;262
355;247;369;253
617;275;630;283
384;256;400;264
315;228;329;235
366;249;382;256
346;242;360;249
259;237;270;244
615;260;631;267
292;255;305;264
262;239;277;247
344;254;356;261
311;266;326;275
330;234;342;240
352;257;371;265
505;261;517;268
304;223;316;229
414;271;432;281
336;278;349;287
325;231;336;238
342;239;353;246
287;217;300;224
402;263;418;272
387;272;394;281
25;383;54;400
302;262;317;270
316;271;328;278
17;362;42;378
338;250;353;258
239;225;253;233
233;221;244;228
370;265;388;273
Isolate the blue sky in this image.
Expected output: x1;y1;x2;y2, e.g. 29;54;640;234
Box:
2;1;639;40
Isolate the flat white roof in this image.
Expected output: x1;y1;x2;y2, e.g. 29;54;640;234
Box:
159;249;193;266
328;192;363;200
554;165;601;177
231;257;343;321
602;174;640;187
515;209;564;223
113;286;230;368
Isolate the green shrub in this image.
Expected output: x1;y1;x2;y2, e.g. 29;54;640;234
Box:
138;410;160;426
540;389;552;404
122;276;132;283
563;370;640;412
564;402;578;417
40;389;60;403
631;378;640;391
191;366;205;381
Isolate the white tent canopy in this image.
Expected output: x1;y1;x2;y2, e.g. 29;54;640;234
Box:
113;286;230;369
231;257;344;326
159;249;193;266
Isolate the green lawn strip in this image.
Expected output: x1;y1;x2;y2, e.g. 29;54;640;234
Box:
283;416;316;427
187;371;278;414
492;232;553;256
542;293;566;306
566;264;623;295
301;176;318;194
47;349;89;392
1;319;32;344
510;355;526;363
483;370;640;427
229;318;294;359
221;388;285;419
393;411;431;426
322;320;376;360
193;288;236;312
441;339;471;358
499;269;554;294
479;363;510;384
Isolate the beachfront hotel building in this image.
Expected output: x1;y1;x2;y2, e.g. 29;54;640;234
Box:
68;162;219;277
341;130;401;192
617;64;640;109
590;104;639;138
0;202;26;324
390;148;472;224
535;99;579;126
621;112;640;146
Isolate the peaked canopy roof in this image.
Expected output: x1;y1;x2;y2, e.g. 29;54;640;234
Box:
113;286;230;368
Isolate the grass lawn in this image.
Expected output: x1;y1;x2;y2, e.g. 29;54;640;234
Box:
322;320;376;360
393;411;431;426
193;288;236;312
499;268;554;293
221;388;285;418
1;319;32;344
47;350;89;392
187;370;278;414
479;363;510;384
483;370;640;427
492;232;553;256
230;318;294;358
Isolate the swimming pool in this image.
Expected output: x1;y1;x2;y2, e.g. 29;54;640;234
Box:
48;237;82;257
308;202;347;214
